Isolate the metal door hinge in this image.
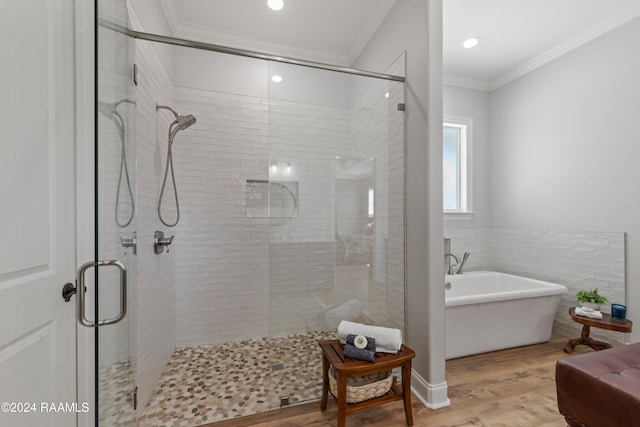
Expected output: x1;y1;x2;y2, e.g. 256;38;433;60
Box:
133;386;138;410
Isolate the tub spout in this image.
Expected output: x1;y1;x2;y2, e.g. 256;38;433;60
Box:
444;253;460;275
457;252;470;274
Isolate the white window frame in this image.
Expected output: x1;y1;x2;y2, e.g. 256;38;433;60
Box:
443;115;474;220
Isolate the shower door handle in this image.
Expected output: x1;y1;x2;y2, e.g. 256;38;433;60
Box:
76;260;127;328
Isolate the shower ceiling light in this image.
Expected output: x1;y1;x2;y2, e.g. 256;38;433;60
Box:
267;0;284;11
462;37;481;49
271;75;283;83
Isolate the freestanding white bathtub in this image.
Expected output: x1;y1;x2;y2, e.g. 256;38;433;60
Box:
445;271;567;359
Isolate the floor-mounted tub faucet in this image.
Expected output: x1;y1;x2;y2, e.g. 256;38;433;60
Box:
444;253;460;275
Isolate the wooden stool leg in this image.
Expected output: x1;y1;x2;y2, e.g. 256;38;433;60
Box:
337;372;347;427
402;361;414;426
321;354;329;410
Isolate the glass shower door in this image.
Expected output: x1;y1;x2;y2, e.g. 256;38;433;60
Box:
95;0;137;425
266;58;406;407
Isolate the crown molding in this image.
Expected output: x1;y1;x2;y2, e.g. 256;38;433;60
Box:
490;2;640;90
443;74;492;92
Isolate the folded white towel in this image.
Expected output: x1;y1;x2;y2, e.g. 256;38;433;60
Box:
575;307;603;319
337;320;402;354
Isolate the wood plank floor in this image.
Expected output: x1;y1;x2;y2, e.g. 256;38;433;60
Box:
200;335;591;427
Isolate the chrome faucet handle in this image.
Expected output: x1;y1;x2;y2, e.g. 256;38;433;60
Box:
154;230;174;254
456;252;470;274
120;231;137;256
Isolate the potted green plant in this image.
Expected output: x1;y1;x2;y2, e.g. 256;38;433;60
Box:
576;288;607;311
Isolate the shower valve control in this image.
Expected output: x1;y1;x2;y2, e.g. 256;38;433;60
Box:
154;230;174;254
121;232;137;256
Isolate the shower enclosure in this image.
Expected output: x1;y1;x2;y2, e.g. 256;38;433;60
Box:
95;0;405;424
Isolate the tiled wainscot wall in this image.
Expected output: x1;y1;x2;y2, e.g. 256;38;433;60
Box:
445;227;626;344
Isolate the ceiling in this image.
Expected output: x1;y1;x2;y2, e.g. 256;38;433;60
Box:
158;0;640;90
443;0;640;90
158;0;396;65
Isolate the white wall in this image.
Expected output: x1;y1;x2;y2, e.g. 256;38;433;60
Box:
354;0;449;409
443;85;491;227
490;17;640;341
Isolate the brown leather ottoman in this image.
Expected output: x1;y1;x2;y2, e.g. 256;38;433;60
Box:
556;343;640;427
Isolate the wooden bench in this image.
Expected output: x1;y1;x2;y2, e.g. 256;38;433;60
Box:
319;339;415;427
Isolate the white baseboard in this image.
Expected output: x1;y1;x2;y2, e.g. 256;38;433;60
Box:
411;369;450;409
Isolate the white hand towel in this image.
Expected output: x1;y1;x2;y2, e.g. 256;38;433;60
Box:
337;320;402;354
575;307;603;320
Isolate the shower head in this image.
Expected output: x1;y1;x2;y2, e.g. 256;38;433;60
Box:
169;114;196;143
176;114;196;130
156;104;197;143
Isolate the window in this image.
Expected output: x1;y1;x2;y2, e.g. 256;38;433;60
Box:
443;116;473;218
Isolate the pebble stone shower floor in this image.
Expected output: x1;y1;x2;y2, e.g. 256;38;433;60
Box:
138;330;338;426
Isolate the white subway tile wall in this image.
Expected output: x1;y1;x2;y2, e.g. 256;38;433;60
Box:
170;64;405;345
445;227;626;344
172;87;271;345
127;31;406;413
133;38;177;411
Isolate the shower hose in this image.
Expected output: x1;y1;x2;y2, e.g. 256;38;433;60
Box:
115;116;135;228
157;133;180;227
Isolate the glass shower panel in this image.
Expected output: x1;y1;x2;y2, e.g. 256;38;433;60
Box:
96;0;137;425
267;60;405;407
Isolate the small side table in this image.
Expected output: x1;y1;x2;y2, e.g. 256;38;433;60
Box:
319;340;415;427
564;307;633;354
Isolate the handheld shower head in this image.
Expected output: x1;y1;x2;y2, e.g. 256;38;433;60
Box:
176;114;196;130
169;114;196;143
156;104;197;143
97;98;136;228
155;104;197;227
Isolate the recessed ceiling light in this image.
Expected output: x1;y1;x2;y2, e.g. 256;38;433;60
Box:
271;75;283;83
462;37;481;49
267;0;284;11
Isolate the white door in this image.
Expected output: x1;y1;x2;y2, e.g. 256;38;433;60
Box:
0;0;77;426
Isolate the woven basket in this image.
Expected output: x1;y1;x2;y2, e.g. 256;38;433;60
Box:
328;367;393;404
